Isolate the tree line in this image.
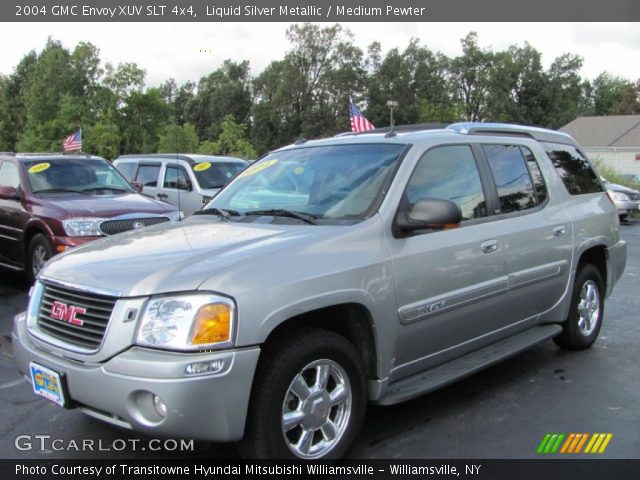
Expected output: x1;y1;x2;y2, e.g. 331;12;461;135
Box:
1;24;639;160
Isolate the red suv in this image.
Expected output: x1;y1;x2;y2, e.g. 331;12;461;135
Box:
0;153;181;282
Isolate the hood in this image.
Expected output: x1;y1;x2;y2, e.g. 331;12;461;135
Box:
605;182;639;194
41;216;332;296
37;192;175;218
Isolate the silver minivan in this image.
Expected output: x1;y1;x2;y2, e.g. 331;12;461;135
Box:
113;154;248;215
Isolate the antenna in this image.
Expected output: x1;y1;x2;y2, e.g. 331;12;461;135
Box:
385;100;398;138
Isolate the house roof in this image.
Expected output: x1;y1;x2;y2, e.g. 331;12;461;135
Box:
560;115;640;148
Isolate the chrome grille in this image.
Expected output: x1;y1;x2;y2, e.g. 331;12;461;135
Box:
37;283;117;350
628;192;640;201
99;217;169;235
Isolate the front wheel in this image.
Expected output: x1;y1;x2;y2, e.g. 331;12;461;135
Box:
239;328;367;459
26;234;53;284
554;264;604;350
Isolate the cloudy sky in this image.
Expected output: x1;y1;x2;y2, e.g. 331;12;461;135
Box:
0;22;638;86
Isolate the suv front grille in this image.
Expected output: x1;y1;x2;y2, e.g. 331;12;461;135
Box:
627;192;640;201
99;217;169;235
37;284;117;350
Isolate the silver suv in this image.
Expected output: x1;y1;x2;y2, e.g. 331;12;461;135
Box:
13;123;626;459
113;154;248;216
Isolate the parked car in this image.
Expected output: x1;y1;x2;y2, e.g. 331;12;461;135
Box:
619;173;640;184
0;153;182;282
603;179;640;220
13;124;626;459
113;154;249;216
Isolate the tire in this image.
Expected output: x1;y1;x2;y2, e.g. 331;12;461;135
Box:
554;264;604;350
239;328;367;459
26;234;53;284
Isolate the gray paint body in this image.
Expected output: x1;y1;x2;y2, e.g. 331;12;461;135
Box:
12;126;627;442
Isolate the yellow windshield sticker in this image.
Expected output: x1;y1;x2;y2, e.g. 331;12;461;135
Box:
193;162;212;172
239;159;278;178
28;162;51;174
294;167;305;175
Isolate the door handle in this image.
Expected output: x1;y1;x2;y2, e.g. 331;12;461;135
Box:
553;225;567;238
480;239;498;253
157;193;168;199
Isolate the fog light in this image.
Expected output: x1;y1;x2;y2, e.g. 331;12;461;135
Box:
153;395;167;417
185;359;225;376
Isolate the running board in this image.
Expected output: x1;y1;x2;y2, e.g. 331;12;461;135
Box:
377;324;562;406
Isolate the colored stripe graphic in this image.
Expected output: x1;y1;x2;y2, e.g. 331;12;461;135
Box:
539;433;613;454
537;433;565;453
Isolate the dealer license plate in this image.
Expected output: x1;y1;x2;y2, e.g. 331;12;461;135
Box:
29;362;67;407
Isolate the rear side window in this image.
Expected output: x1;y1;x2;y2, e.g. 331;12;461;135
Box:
545;143;603;195
407;145;487;221
0;161;20;189
136;165;160;187
483;145;537;213
115;162;137;182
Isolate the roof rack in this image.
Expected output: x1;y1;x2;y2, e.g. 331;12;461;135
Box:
336;123;449;137
447;123;577;146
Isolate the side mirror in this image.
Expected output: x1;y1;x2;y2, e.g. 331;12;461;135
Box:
0;186;20;200
396;198;462;233
131;181;143;193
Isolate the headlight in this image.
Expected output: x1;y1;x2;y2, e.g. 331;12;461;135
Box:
610;191;630;202
136;293;234;351
166;211;185;222
63;217;103;236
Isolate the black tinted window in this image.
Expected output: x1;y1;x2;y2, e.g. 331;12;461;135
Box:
407;145;486;221
0;162;20;189
136;165;160;187
521;147;548;204
484;145;537;213
545;143;603;195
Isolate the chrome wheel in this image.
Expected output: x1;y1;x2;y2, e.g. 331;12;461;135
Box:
281;359;352;459
577;280;600;336
31;244;48;277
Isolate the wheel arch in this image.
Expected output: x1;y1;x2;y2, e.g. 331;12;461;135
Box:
258;302;379;389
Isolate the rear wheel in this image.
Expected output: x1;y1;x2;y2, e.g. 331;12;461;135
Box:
554;264;604;350
239;328;367;459
26;234;53;283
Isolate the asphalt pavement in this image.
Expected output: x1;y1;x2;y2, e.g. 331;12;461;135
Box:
1;219;638;459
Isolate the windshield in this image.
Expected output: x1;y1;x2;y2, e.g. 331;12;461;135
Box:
24;158;134;195
192;161;247;189
207;143;406;222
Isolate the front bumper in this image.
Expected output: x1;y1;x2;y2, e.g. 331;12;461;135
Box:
12;313;260;442
613;200;640;215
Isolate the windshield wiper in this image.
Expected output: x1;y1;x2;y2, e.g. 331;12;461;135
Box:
80;187;130;193
194;207;240;221
244;209;317;225
32;188;81;194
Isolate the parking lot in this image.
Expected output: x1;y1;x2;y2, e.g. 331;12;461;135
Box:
1;218;638;459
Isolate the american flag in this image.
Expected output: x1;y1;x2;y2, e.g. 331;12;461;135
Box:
349;100;375;133
63;130;82;152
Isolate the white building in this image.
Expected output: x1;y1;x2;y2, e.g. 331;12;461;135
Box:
561;115;640;174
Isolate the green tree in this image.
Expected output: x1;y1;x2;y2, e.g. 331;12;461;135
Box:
85;121;120;159
186;60;252;140
157;123;199;153
120;88;171;153
586;72;633;116
199;115;257;159
449;32;495;122
486;44;548;125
